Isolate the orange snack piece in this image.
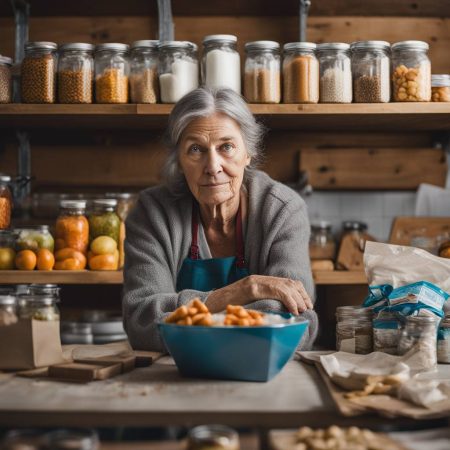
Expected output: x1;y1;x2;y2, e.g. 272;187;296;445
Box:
15;249;37;271
36;248;55;271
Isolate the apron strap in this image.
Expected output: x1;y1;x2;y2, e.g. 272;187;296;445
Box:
190;201;200;260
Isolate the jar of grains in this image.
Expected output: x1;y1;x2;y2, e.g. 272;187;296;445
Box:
0;55;12;103
0;175;13;230
391;40;431;102
317;43;352;103
437;314;450;363
351;41;391;103
57;43;94;104
336;306;373;354
94;43;129;104
159;41;199;103
309;221;336;260
202;35;241;93
21;41;57;103
244;41;280;103
283;42;319;104
372;310;402;355
431;74;450;102
129;40;159;103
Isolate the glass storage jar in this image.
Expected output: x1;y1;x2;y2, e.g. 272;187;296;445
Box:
341;220;368;248
437;313;450;363
391;40;431;102
202;35;240;93
0;55;12;103
187;425;240;450
351;40;391;103
0;230;16;270
283;42;319;104
0;174;13;229
15;225;55;253
336;306;373;354
159;41;199;103
372;310;402;354
398;315;438;370
2;429;46;450
309;221;336;260
94;43;129;104
431;74;450;102
18;293;60;321
0;294;17;325
244;40;280;104
45;428;100;450
105;192;137;221
317;43;352;103
129;40;159;103
88;199;120;244
28;284;61;300
57;43;94;104
21;41;57;103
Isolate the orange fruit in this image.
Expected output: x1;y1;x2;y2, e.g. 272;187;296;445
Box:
88;252;118;271
54;258;84;270
15;249;37;271
54;248;87;268
36;248;55;271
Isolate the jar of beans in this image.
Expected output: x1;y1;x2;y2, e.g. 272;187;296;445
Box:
351;41;391;103
0;55;12;103
58;43;94;104
94;43;130;104
391;40;431;102
129;40;159;103
431;74;450;102
283;42;319;104
21;41;57;103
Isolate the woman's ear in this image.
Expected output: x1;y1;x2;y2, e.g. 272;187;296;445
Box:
245;154;251;167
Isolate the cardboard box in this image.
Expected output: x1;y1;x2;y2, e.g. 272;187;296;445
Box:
0;319;65;370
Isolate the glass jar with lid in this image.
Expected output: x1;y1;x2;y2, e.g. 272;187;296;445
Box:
129;40;159;103
391;40;431;102
18;293;60;321
317;43;352;103
0;230;16;270
342;220;368;245
15;225;55;253
187;425;240;450
0;294;17;325
57;43;94;104
0;174;13;229
351;41;391;103
94;43;129;104
0;55;12;103
202;35;240;93
21;41;57;103
373;310;402;354
28;284;61;299
309;221;336;260
244;41;280;104
398;315;438;370
159;41;199;103
45;428;100;450
437;313;450;363
431;74;450;102
2;429;46;450
336;306;373;354
283;42;319;104
105;192;137;221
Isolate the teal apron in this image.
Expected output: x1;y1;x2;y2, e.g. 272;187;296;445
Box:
176;201;249;292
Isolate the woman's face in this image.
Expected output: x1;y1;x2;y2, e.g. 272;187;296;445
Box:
178;113;251;207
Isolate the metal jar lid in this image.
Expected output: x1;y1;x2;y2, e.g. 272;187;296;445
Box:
60;200;87;209
0;295;16;306
105;192;134;199
203;34;237;45
311;221;332;231
245;41;280;52
158;40;194;51
93;198;118;208
59;43;94;52
28;284;60;296
283;42;317;52
0;55;13;66
95;43;129;53
350;41;390;52
0;174;11;183
317;43;350;52
25;41;57;51
343;220;368;232
432;74;450;87
391;40;429;52
131;40;159;50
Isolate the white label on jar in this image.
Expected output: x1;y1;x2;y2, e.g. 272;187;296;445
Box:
437;339;450;363
340;337;356;353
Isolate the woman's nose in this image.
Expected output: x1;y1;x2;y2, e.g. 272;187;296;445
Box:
204;149;222;175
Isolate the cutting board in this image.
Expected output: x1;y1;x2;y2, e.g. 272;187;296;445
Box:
389;217;450;247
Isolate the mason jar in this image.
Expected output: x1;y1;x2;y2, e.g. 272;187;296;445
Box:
21;41;57;103
187;425;240;450
431;74;450;102
18;293;60;321
15;225;55;253
336;306;373;354
373;310;402;354
57;43;94;104
129;40;159;103
45;429;100;450
0;55;12;103
159;41;199;103
309;221;336;260
244;41;280;103
0;174;13;229
94;43;129;104
28;284;61;300
105;192;137;221
351;41;391;103
391;40;431;102
283;42;319;104
317;43;352;103
202;35;240;93
0;293;17;325
0;230;16;270
437;314;450;363
89;199;120;244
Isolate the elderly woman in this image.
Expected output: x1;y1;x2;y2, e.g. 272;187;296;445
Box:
123;87;318;351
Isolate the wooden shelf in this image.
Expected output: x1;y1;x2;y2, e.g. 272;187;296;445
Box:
0;270;367;285
1;103;450;131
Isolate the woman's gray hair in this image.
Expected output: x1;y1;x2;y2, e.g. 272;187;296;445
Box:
162;87;266;195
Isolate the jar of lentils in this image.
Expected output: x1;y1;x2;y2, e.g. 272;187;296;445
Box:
21;41;57;103
129;40;159;103
57;43;94;104
391;40;431;102
351;41;391;103
431;74;450;102
336;306;373;354
244;41;281;104
0;55;12;103
437;313;450;363
317;43;352;103
94;43;129;104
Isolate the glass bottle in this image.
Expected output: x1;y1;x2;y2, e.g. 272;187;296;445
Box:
0;174;13;229
0;55;12;103
391;40;431;102
187;425;240;450
317;43;352;103
309;221;336;260
431;74;450;102
336;306;373;354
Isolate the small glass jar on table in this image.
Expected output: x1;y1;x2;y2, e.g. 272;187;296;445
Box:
58;43;94;104
0;174;13;230
21;41;57;103
431;74;450;102
18;293;60;321
0;294;17;326
94;43;129;104
372;310;402;354
0;55;12;104
437;313;450;363
129;40;159;103
15;225;55;253
309;221;336;260
187;425;240;450
336;306;373;354
391;40;431;102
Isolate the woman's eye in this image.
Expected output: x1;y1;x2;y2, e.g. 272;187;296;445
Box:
188;144;201;153
221;143;234;152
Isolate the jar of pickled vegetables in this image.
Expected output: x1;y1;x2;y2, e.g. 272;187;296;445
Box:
18;293;60;321
0;174;13;229
0;230;16;270
15;225;55;252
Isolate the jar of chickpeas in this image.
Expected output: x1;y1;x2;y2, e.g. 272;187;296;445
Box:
391;40;431;102
431;74;450;102
94;43;129;104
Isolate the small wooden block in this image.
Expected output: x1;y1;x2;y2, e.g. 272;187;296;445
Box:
132;351;156;367
75;355;136;373
311;259;334;271
48;362;122;381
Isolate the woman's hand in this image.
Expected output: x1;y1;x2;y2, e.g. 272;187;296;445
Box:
205;274;313;315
